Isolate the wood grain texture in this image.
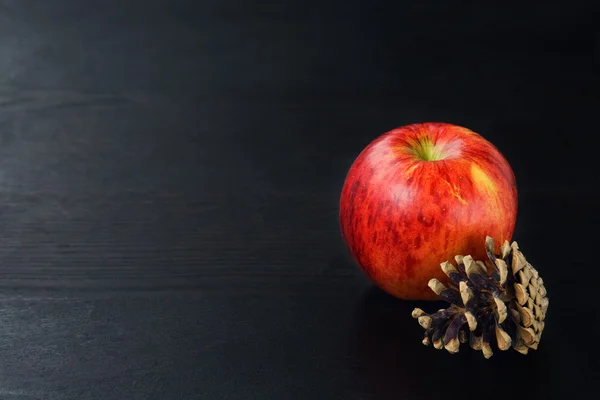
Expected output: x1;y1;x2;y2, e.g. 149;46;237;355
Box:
0;0;598;399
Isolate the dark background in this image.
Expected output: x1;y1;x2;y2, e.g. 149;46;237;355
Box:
0;1;598;399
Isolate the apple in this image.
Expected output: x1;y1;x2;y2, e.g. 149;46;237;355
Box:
339;122;518;300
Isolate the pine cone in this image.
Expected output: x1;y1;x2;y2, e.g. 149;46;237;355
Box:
412;236;549;358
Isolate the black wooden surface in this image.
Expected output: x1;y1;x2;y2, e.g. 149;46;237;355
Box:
0;1;598;399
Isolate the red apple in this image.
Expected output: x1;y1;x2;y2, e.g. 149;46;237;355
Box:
339;122;518;300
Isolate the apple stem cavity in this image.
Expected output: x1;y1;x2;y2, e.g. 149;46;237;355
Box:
405;136;461;162
406;136;444;161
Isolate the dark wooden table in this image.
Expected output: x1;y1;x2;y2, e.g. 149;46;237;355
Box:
1;1;597;399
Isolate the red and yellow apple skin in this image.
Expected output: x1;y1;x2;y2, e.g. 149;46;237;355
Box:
339;122;518;300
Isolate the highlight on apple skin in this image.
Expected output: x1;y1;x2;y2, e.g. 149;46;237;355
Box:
339;122;518;300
